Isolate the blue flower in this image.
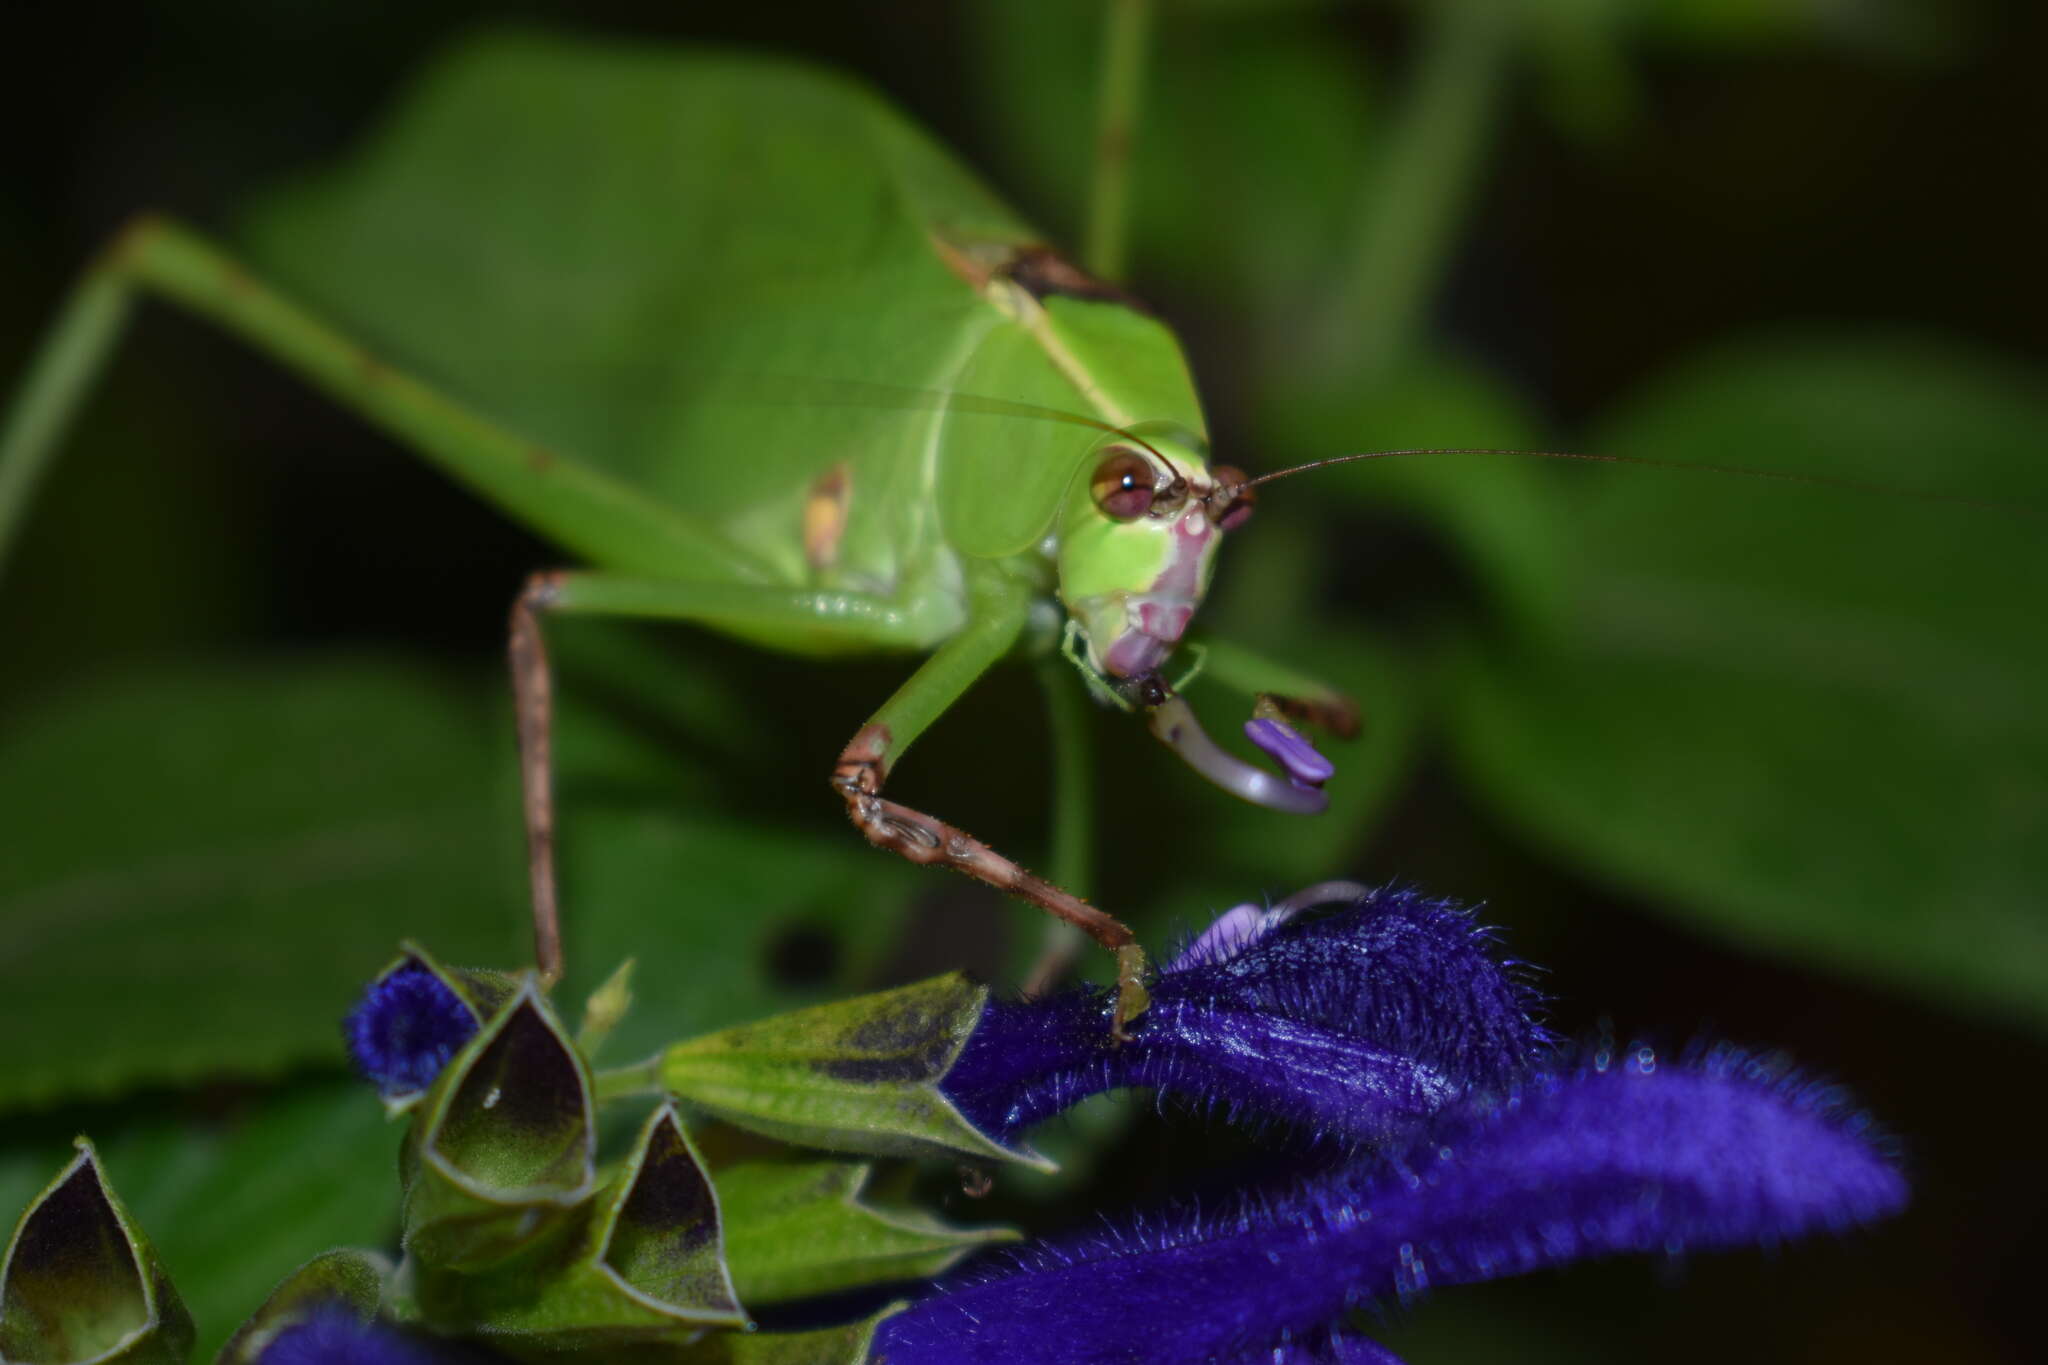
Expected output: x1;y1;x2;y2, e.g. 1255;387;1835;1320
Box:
342;962;478;1097
943;886;1551;1148
883;1046;1907;1364
259;1309;450;1365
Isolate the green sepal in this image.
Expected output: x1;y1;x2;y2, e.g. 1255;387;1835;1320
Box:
370;943;519;1116
414;1103;746;1357
717;1161;1018;1305
660;974;1047;1170
212;1249;390;1365
0;1139;195;1365
401;979;597;1270
679;1305;900;1365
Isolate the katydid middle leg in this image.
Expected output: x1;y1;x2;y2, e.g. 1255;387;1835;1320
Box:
510;562;1151;1030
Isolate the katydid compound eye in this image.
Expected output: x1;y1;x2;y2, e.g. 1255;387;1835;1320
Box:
1209;465;1256;530
1091;448;1156;521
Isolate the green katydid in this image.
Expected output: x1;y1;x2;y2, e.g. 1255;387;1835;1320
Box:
8;35;2007;1037
0;38;1370;1031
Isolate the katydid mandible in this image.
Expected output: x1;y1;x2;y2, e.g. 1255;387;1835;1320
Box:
0;40;1363;1030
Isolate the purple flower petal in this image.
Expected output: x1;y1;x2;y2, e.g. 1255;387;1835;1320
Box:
942;887;1548;1147
342;963;478;1098
886;1049;1906;1365
1163;901;1282;972
259;1309;451;1365
1244;717;1335;789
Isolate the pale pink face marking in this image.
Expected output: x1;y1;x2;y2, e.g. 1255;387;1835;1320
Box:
1100;510;1215;678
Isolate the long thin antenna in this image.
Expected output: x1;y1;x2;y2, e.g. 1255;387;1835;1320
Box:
1234;447;2039;519
724;374;1186;480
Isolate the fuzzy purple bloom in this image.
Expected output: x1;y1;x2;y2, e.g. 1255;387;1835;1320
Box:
342;963;478;1097
885;1048;1907;1365
942;887;1549;1148
259;1310;449;1365
1244;717;1335;790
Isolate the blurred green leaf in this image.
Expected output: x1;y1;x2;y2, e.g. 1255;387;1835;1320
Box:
0;1081;397;1364
0;658;525;1109
1249;349;1560;635
717;1160;1016;1305
1448;333;2048;1024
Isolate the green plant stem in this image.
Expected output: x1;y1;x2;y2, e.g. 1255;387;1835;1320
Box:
1035;654;1095;899
1085;0;1154;281
1329;0;1513;380
593;1056;664;1103
1020;653;1096;994
0;259;130;579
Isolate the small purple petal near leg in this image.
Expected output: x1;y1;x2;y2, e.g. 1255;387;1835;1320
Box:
1165;903;1279;973
1244;717;1335;790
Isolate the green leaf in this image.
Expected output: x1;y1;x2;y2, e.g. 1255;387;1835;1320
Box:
0;1140;195;1365
717;1161;1017;1305
402;982;596;1270
0;657;526;1110
1448;333;2048;1025
681;1307;898;1365
214;1249;389;1365
416;1104;746;1353
661;975;1038;1169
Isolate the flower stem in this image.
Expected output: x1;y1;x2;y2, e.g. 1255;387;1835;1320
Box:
1085;0;1154;281
593;1055;664;1103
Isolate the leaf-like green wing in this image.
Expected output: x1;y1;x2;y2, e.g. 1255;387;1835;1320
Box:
241;30;1205;581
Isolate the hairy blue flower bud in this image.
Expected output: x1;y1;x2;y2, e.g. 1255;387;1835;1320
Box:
942;886;1549;1148
343;962;478;1098
885;1047;1907;1365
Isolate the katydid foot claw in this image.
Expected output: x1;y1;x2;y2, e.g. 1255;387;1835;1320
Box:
1110;943;1152;1042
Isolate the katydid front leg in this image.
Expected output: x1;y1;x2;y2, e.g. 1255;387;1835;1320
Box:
510;562;1152;1033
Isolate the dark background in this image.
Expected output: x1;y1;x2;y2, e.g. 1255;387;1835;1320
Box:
2;3;2042;1362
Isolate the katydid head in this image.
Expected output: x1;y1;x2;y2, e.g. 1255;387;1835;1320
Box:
1055;422;1248;681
